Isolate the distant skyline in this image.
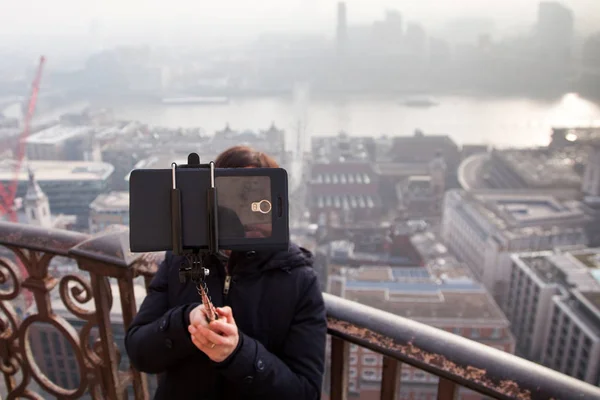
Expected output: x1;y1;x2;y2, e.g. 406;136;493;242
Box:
1;0;599;35
0;0;598;57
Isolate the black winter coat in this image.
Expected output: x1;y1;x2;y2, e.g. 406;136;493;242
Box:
125;243;327;400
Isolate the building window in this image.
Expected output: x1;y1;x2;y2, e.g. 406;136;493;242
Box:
60;371;68;388
52;333;63;355
71;372;80;388
361;368;378;381
414;371;426;381
45;357;53;371
349;367;357;378
348;380;357;392
471;328;480;339
41;332;50;354
491;328;502;339
350;344;358;352
349;354;357;365
362;354;378;366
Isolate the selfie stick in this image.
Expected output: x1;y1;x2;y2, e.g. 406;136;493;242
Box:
170;152;220;284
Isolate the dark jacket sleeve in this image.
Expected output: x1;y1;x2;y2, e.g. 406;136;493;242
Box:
214;268;327;400
125;252;199;373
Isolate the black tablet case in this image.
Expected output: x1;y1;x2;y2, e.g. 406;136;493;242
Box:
129;167;289;253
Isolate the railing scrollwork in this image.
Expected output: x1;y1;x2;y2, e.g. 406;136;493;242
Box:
0;223;138;400
1;222;600;400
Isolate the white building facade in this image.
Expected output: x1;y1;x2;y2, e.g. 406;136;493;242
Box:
508;249;600;385
441;190;589;306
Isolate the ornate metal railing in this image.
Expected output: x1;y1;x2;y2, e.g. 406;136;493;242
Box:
0;222;599;400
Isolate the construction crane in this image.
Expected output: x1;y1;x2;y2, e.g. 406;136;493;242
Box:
0;56;45;313
0;55;45;222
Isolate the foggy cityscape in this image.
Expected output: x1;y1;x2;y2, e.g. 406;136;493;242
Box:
1;0;600;399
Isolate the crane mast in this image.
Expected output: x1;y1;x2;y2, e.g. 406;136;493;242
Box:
0;55;45;222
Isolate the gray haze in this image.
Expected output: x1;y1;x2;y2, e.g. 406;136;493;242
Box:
1;0;599;42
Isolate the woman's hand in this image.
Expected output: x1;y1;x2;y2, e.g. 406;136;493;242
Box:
188;306;240;363
189;304;211;327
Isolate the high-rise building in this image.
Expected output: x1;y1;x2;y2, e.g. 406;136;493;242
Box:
536;1;575;61
336;2;348;54
582;33;600;69
441;190;590;305
580;33;600;96
508;248;600;384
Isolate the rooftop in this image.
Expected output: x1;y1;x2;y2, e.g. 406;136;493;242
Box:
516;247;600;290
453;190;591;239
342;264;480;290
580;291;600;315
343;282;505;324
90;191;129;212
329;261;506;323
494;197;579;224
95;121;143;140
311;133;379;163
494;148;582;189
410;230;449;261
388;132;460;163
572;249;600;270
309;163;380;203
0;160;114;182
25;124;93;145
311;194;381;209
328;241;417;266
410;230;478;281
373;162;429;177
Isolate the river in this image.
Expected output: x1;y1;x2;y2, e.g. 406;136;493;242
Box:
105;92;600;150
7;91;600;150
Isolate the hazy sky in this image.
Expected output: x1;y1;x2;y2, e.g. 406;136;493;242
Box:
1;0;598;41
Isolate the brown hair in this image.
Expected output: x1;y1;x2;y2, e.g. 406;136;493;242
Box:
214;145;279;168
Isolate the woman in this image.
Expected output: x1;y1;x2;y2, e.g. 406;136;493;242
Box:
125;146;327;400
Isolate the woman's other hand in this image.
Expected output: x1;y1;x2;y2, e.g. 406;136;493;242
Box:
188;306;240;363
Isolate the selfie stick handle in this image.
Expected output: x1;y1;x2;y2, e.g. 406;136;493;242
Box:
171;162;183;256
172;153;221;283
207;161;219;254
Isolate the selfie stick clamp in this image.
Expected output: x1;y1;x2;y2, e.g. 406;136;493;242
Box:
170;152;220;285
